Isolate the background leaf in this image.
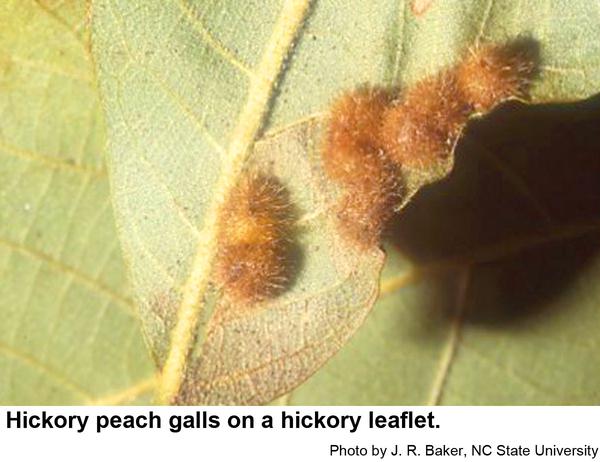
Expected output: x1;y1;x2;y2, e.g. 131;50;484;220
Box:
93;0;600;404
2;0;600;405
0;0;153;404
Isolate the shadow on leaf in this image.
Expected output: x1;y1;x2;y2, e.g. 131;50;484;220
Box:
386;94;600;326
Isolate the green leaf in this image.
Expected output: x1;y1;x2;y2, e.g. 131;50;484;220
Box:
288;97;600;404
91;0;600;405
0;0;153;404
92;0;384;405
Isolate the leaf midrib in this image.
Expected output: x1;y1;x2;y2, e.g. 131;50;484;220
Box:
156;0;314;404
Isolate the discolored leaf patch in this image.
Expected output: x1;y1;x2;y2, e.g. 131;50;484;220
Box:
177;122;384;404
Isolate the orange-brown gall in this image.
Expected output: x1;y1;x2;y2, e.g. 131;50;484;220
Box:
320;39;540;248
322;87;403;247
380;70;470;169
322;87;393;186
215;173;294;302
411;0;434;16
336;173;400;248
457;40;539;112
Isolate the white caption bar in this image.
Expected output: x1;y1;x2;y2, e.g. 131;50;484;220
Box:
0;407;597;461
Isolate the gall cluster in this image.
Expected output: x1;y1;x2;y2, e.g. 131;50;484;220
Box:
322;40;539;248
213;40;539;303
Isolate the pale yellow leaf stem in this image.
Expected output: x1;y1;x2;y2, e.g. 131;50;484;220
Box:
157;0;313;404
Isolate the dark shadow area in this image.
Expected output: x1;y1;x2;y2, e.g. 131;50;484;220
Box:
386;94;600;326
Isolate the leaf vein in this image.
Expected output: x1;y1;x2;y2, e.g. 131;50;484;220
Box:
2;55;92;83
0;340;93;401
175;0;253;77
32;0;90;54
157;0;314;404
427;267;470;405
0;237;136;315
0;138;106;177
87;375;157;405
